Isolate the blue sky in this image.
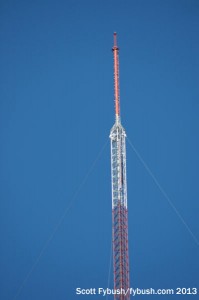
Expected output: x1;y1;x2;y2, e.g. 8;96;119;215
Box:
0;0;199;299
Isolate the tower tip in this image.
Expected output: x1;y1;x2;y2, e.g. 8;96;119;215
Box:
113;32;118;48
112;33;120;119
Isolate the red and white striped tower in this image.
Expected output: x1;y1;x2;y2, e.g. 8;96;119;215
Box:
110;33;130;300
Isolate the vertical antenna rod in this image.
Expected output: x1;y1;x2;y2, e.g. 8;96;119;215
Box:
112;32;120;120
110;33;130;300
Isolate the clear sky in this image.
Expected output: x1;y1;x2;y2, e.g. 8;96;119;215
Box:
0;0;199;299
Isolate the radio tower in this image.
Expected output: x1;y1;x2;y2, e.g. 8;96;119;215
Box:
110;33;130;300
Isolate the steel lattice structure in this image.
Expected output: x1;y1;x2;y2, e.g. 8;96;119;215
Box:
110;33;130;300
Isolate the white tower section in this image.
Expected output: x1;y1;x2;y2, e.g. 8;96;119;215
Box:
110;121;128;208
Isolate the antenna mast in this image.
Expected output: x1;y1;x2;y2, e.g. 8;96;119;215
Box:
112;32;120;120
110;33;130;300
